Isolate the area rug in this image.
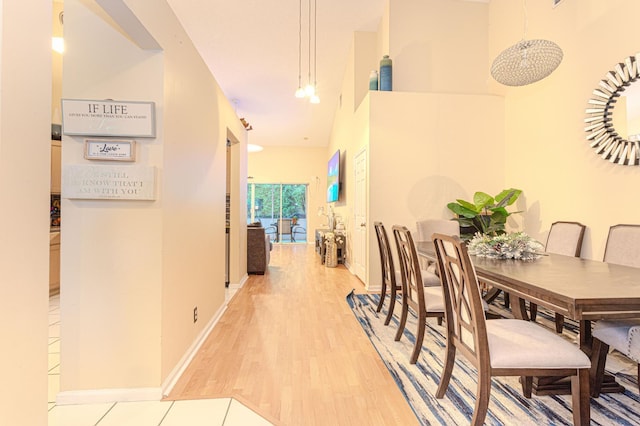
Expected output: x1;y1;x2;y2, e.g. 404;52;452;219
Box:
346;291;640;426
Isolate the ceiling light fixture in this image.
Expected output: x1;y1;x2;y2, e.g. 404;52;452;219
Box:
295;0;319;103
490;0;563;87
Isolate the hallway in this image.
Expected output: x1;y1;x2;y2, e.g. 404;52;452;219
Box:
169;244;418;425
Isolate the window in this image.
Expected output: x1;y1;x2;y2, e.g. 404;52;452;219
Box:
247;183;308;243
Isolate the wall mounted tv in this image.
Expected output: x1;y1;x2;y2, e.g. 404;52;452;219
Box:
327;149;340;203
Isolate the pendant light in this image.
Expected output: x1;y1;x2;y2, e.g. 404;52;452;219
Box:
294;0;305;98
309;0;320;103
295;0;319;103
490;0;563;87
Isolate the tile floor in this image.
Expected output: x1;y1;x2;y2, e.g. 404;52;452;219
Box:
48;287;274;425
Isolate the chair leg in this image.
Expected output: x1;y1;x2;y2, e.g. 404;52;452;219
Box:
375;281;387;313
436;343;456;398
504;291;510;308
410;314;426;364
555;313;565;333
590;338;609;397
572;369;590;426
637;363;639;394
394;292;408;342
384;284;398;326
471;368;491;426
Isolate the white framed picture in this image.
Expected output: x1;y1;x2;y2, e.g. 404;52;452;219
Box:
84;139;136;161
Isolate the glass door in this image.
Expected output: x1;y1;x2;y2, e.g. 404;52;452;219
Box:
247;183;307;243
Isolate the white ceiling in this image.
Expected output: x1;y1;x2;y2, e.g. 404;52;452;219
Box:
166;0;386;148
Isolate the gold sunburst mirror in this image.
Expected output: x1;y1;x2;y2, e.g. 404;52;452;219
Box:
585;54;640;165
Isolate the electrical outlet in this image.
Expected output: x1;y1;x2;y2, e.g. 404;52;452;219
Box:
193;306;198;323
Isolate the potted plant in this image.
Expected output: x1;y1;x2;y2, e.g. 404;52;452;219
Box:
447;188;522;240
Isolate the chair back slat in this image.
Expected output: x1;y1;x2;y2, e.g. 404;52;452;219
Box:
546;221;586;257
432;233;488;368
374;222;395;288
393;226;424;313
604;224;640;268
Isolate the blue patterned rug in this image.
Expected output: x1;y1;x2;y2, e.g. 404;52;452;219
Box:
347;291;640;426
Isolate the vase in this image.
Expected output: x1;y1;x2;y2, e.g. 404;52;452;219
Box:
325;240;338;267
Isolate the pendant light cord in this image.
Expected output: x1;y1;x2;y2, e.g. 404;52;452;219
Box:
522;0;528;40
308;0;312;88
298;0;302;87
313;0;317;88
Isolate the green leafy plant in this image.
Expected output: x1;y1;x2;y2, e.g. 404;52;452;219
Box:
447;188;522;238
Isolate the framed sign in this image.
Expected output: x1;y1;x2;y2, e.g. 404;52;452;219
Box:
63;165;156;200
61;99;156;137
84;139;136;161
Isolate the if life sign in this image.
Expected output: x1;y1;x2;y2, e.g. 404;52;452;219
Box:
88;103;129;115
62;99;156;137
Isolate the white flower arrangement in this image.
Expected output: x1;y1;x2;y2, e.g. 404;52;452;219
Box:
325;232;344;245
467;232;544;260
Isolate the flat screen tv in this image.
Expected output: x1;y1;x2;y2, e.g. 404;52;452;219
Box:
327;150;340;203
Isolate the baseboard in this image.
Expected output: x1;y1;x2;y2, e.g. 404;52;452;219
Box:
56;387;163;405
161;299;229;397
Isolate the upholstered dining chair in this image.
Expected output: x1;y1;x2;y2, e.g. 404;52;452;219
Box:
589;224;640;396
530;221;586;331
591;319;640;396
374;222;402;325
432;233;591;426
415;219;460;276
392;225;445;364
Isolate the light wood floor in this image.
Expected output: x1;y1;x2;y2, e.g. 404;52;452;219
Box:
168;244;419;426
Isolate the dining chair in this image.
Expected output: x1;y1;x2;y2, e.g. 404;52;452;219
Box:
392;225;445;364
589;224;640;396
415;219;460;276
432;233;591;426
374;222;402;325
530;221;586;331
591;319;640;396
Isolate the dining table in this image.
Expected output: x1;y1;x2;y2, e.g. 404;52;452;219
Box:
416;241;640;396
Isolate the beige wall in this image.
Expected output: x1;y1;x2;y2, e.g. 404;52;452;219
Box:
0;1;52;424
248;146;328;239
329;0;502;289
60;0;246;398
489;0;640;260
388;0;489;94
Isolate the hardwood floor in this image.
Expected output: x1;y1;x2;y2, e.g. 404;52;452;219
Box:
168;244;419;426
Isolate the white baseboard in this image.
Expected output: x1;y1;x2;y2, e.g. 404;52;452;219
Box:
161;300;228;397
56;387;163;405
56;275;250;406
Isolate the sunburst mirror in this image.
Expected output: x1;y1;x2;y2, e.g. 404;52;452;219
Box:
585;53;640;165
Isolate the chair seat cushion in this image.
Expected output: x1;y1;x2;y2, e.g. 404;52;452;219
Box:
394;270;441;287
487;319;590;369
424;286;445;312
593;319;640;363
422;269;441;287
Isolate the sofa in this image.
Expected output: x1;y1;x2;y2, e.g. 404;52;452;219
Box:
247;225;272;274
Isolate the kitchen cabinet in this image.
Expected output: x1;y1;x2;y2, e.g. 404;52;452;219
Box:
51;140;61;193
49;232;60;296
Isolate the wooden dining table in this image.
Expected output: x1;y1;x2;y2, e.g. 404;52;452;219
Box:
416;241;640;395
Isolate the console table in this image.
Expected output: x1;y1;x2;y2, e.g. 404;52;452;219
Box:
315;229;345;264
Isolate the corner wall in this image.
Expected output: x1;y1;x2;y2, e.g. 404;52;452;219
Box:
0;1;52;424
60;0;246;400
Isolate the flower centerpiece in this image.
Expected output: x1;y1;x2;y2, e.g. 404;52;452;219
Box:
467;231;544;260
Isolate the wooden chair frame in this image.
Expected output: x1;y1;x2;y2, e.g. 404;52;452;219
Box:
392;225;444;364
432;233;590;426
374;222;400;326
